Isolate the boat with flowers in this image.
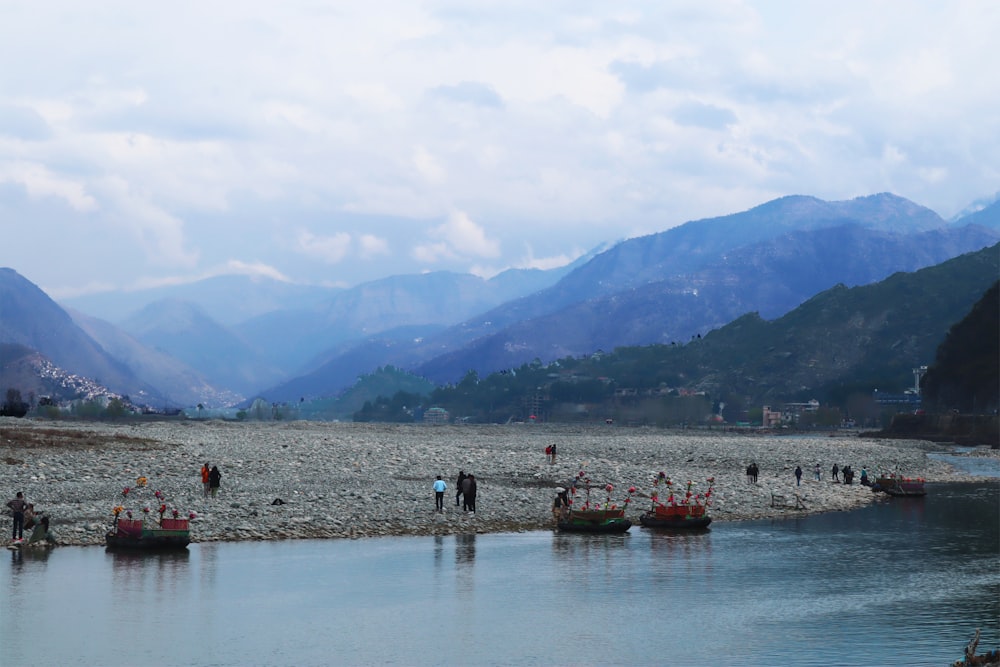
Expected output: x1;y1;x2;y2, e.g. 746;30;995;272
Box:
105;477;194;551
555;472;633;534
871;473;926;497
639;474;714;530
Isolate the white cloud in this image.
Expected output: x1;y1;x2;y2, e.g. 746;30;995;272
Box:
412;211;501;265
0;1;996;293
295;230;352;264
358;234;389;259
0;162;98;212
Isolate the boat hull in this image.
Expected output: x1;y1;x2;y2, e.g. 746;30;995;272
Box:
105;530;190;551
639;513;712;530
872;477;926;497
105;519;190;551
556;518;632;534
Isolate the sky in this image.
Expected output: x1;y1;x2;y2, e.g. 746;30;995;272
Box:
1;1;997;300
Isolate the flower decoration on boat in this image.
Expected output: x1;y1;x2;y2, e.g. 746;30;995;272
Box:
136;476;148;487
122;486;130;497
172;509;180;519
188;512;197;520
143;507;150;514
112;505;124;516
158;503;167;518
154;490;164;500
704;477;715;506
126;510;133;519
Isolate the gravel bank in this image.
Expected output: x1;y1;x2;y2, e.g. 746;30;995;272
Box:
1;419;990;547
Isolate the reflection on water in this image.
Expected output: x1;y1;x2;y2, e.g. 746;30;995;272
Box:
455;532;476;565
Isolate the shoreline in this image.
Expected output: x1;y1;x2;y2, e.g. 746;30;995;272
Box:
2;419;995;547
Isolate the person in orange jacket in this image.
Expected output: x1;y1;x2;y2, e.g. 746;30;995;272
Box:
201;463;210;497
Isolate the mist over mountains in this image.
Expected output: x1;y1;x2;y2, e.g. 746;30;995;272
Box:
2;192;998;411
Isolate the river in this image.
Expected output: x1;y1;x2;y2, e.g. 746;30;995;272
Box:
3;477;997;666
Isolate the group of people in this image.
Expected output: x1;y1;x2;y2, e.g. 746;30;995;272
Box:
6;491;52;546
432;471;478;512
544;444;558;464
793;463;863;486
745;462;759;483
200;462;222;497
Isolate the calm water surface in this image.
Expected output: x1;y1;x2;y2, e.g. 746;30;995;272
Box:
3;481;998;667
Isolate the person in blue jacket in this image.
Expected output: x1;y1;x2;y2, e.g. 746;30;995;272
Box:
433;476;447;512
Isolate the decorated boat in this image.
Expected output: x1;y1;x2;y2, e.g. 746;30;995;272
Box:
870;473;926;497
555;472;633;533
105;477;194;551
638;474;714;530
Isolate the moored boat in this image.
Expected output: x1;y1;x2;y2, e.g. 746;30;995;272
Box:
639;474;715;530
105;477;194;551
871;474;926;497
555;472;633;533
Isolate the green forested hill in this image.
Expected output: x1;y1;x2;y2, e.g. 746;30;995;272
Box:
408;243;1000;424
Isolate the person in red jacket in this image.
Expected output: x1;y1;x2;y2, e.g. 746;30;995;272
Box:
201;463;211;497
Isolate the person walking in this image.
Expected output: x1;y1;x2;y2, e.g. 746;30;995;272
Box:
7;491;27;542
814;463;821;481
794;466;803;486
208;465;222;498
550;443;557;464
832;464;840;482
455;470;466;506
433;475;447;512
750;462;759;483
201;462;211;497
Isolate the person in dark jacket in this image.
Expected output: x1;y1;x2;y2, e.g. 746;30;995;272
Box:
209;466;222;498
794;466;803;486
7;491;27;541
456;470;467;506
462;474;477;512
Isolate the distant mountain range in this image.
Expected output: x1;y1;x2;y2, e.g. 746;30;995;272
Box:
1;192;997;410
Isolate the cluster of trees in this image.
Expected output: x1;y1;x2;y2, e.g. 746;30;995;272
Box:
1;388;136;421
921;282;999;414
351;355;892;427
1;388;30;417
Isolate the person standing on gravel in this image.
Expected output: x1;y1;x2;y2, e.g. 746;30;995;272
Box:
794;466;803;486
209;465;222;498
462;474;477;512
433;475;447;512
7;491;27;542
201;462;211;497
455;470;467;507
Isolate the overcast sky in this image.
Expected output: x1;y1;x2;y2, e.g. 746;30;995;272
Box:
1;1;997;300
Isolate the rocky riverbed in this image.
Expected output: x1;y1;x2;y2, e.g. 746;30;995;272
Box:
2;418;992;547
